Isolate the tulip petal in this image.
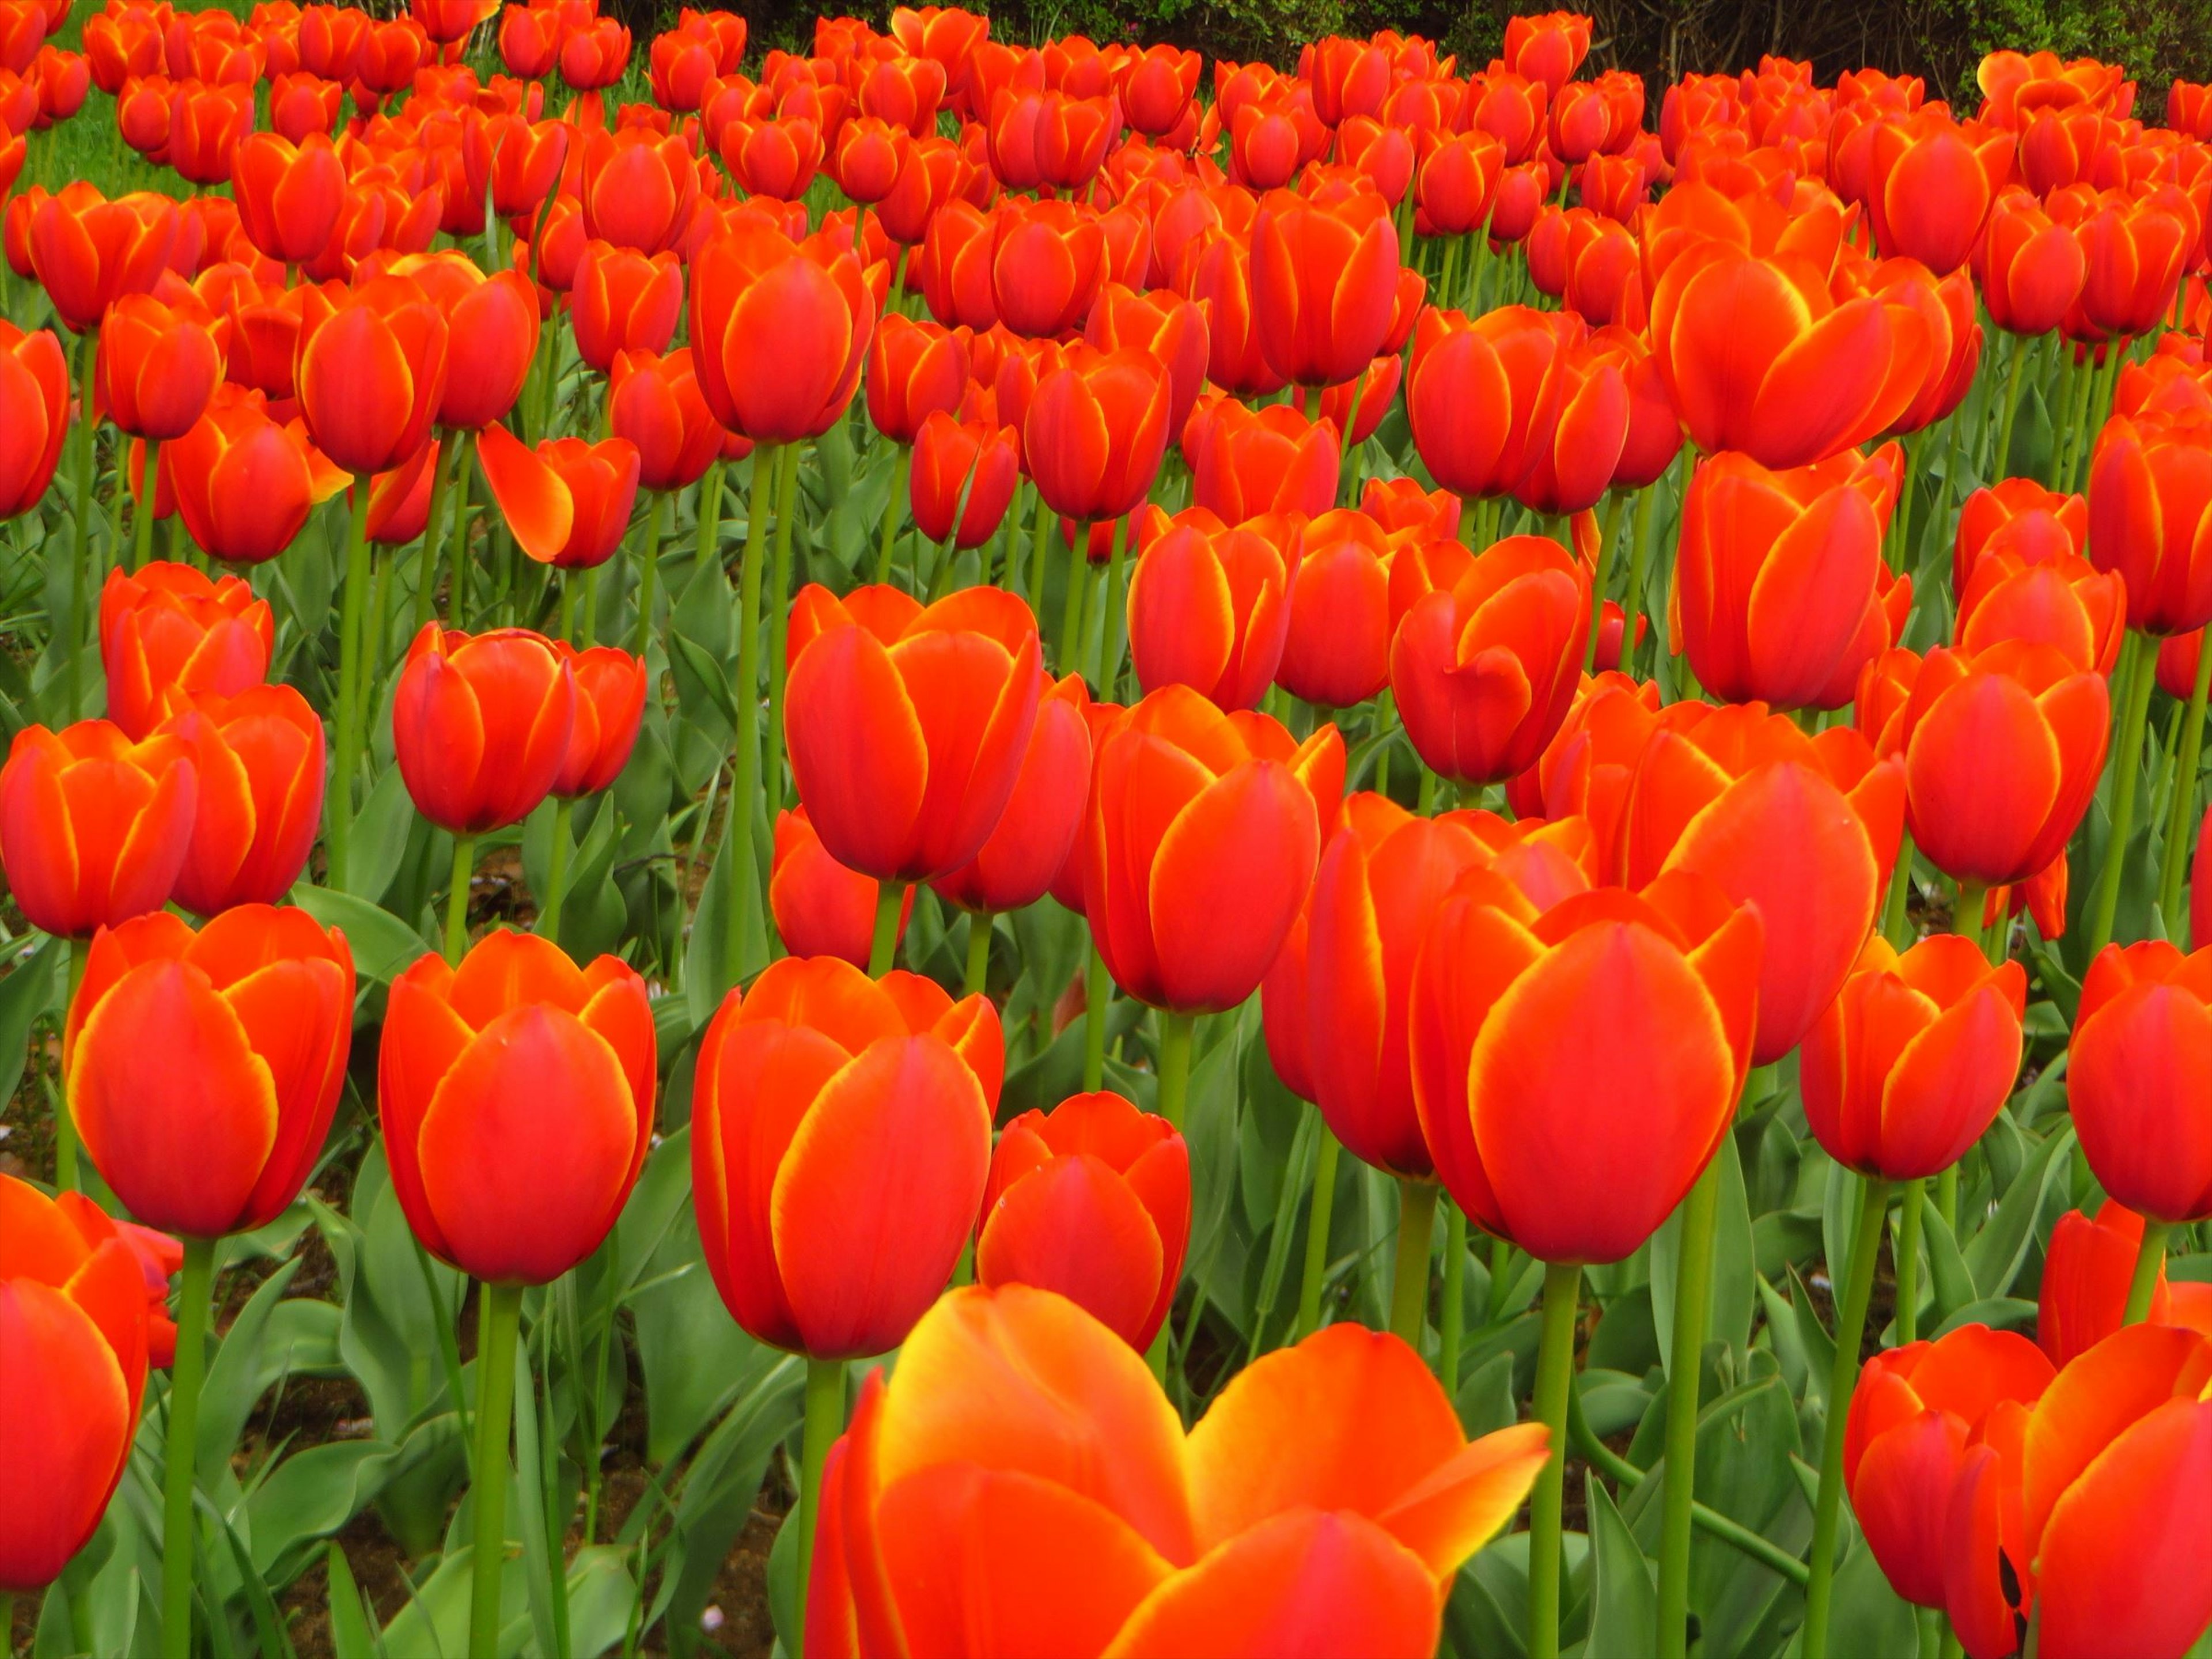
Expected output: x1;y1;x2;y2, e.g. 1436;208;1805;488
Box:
475;422;576;566
1147;760;1319;1013
0;1281;134;1592
975;1153;1165;1349
785;624;930;880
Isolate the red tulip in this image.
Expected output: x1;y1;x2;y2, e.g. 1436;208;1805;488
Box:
1023;347;1171;525
293;271;448;476
571;240;684;373
156;684;325;916
0;317;71;518
1274;508;1395;710
392;624;575;835
2086;410;2212;637
690;216;880;446
164;389;332;566
1186;395;1337;526
24;184;179;334
2068;940;2212;1225
475;425;641;570
98;560;272;742
1977;187;2088;336
93;291;221;442
550;642;645;798
1126;509;1289;712
908;410;1018;550
772;805;911;968
608;346;725;491
2039;1203;2212;1368
1249;188;1401;388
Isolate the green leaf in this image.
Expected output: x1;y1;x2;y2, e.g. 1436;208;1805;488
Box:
1819;1536;1919;1657
1583;1475;1658;1659
0;934;60;1104
325;1542;381;1659
343;764;420;903
668;629;740;731
1918;1187;1975;1324
1964;1124;2074;1300
1455;1349;1519;1439
195;1258;304;1490
1652;1135;1753;1376
290;882;431;984
1933;1297;2038;1338
245;1438;410;1586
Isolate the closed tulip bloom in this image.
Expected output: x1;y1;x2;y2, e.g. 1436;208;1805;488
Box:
1175;228;1286;401
1507;670;1663;863
230;131;344;266
2068;941;2212;1225
2086;411;2212;636
99;561;272;741
909;411;1018;550
1124;43;1198;137
1673;444;1901;711
1843;1325;2054;1609
1503;10;1590;94
2059;187;2191;342
721;114;824;201
26;185;178;334
773;806;911;968
95;291;221;441
571;241;683;374
1874;641;2110;888
66;904;352;1238
1187;396;1337;526
392;623;575;835
833;116;909;204
1391;534;1589;787
1275;509;1393;709
989;196;1105;340
1947;1326;2212;1659
2039;1203;2212;1368
294;272;448;476
1408;868;1760;1264
1126;512;1289;711
548;643;645;798
916;196;998;331
1977;188;2086;336
381;930;654;1285
156;685;324;915
807;1286;1550;1658
1082;685;1342;1013
573;127;695;256
164;391;328;565
475;426;641;570
1085;283;1209;441
1802;935;2027;1179
976;1091;1191;1351
481;112;569;221
691;217;880;446
864;312;967;445
930;671;1093;916
608;346;724;492
1024;347;1171;525
0;318;70;518
1862;108;2013;276
495;1;556;78
0;721;197;937
692;954;998;1357
1649;241;1927;467
1618;702;1907;1063
785;584;1042;883
397;256;539;431
0;1175;150;1594
1249;188;1401;388
1955;476;2089;593
1956;546;2125;673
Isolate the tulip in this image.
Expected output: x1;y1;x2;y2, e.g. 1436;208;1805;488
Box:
908;411;1018;551
268;73;344;142
988;195;1105;340
2086;411;2212;638
785;584;1042;891
1416;130;1505;237
1023;346;1172;527
1124;43;1198;136
722;113;824;201
1955;544;2124;672
164;390;329;565
0;1173;150;1595
400;256;539;433
1391;534;1589;787
230;131;344;267
690;216;878;447
2059;187;2192;342
975;1090;1191;1351
2039;1203;2212;1368
156;685;325;916
475;426;642;572
1085;283;1209;440
393;623;575;840
25;185;178;335
1175;226;1285;402
1956;476;2090;594
99;560;272;740
772;806;912;968
1503;10;1590;94
608;346;725;493
0;317;67;518
1843;1325;2053;1608
1082;684;1341;1019
863;311;967;445
1272;509;1395;710
916;196;997;330
1249;188;1401;388
1674;445;1902;711
294;271;448;478
482;112;569;221
1185;396;1336;525
495;2;556;78
559;17;632;94
1126;511;1289;712
94;291;221;446
1978;187;2087;337
570;240;683;372
807;1286;1550;1659
0;719;198;939
548;642;645;798
1862;108;2012;276
832;115;908;203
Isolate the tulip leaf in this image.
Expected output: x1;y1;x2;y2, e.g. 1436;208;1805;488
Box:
324;1543;382;1659
1820;1537;1920;1658
194;1257;305;1491
648;1353;803;1638
0;933;60;1107
1583;1473;1659;1659
1933;1297;2038;1339
289;882;431;985
667;628;740;734
1651;1134;1753;1376
244;1437;410;1587
1963;1124;2075;1300
1455;1349;1520;1440
1916;1187;1976;1324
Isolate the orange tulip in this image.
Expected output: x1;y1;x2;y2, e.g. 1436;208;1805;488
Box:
480;111;569;221
293;271;448;476
916;196;998;330
1186;396;1337;526
475;425;641;569
771;805;911;968
1503;10;1590;94
548;642;645;798
2040;1203;2212;1368
1802;935;2027;1179
156;684;325;916
97;560;272;741
928;669;1092;916
692;954;999;1357
570;240;683;374
1082;685;1341;1013
784;584;1042;882
1843;1325;2053;1609
863;311;967;445
1391;533;1588;788
721;112;824;201
1861;108;2013;276
66;904;352;1237
164;388;331;565
495;0;556;78
230;130;345;267
608;346;726;491
2086;410;2212;637
380;930;654;1284
908;410;1018;550
807;1286;1548;1657
1123;42;1198;137
2068;941;2212;1225
0;317;69;518
1125;509;1289;712
93;290;220;442
1956;543;2125;673
0;720;198;938
2055;185;2191;342
392;623;576;835
690;215;879;446
0;1174;150;1593
988;196;1105;339
24;184;179;334
1673;444;1903;711
573;126;697;257
392;252;540;432
1617;701;1906;1064
1955;476;2089;594
1249;188;1400;388
1270;509;1399;710
1174;226;1286;401
1408;869;1761;1264
1084;283;1209;439
1977;187;2088;336
1022;347;1171;525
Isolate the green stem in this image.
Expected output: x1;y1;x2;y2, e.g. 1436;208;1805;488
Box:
1439;1201;1465;1393
412;431;454;635
2157;628;2211;929
329;480;373;889
133;438;159;572
1059;520;1090;679
1294;1123;1341;1339
445;430;474;627
1918;1604;1942;1659
1487;1232;1514;1323
874;446;911;586
1154;1011;1196;1132
55;938;87;1192
1584;492;1621;672
445;835;476;965
1027;487;1052;618
413;1238;470;1464
726;448;778;994
1993;331;2029;479
540;800;574;945
1936;1165;1957;1233
1896;1177;1926;1345
766;443;802;817
1623;482;1658;676
467;1282;523;1659
1941;1617;1966;1659
160;1235;215;1659
1956;878;1989;964
1882;832;1918;948
794;1357;846;1656
1657;1156;1723;1659
1802;1176;1894;1659
868;880;904;978
1082;944;1110;1092
962;912;991;998
2088;632;2158;955
1096;514;1130;696
66;329;96;721
557;566;575;642
1528;1260;1582;1659
1389;1179;1440;1346
632;490;666;661
2123;1218;2173;1324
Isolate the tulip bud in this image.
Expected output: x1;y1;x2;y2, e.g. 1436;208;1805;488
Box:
392;623;576;835
156;684;325;916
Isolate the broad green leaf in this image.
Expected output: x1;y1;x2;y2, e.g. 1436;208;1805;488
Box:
289;882;431;984
1583;1475;1658;1659
0;933;61;1104
326;1542;381;1659
1964;1124;2074;1300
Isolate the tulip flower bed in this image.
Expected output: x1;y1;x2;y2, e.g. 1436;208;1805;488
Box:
6;3;2212;1657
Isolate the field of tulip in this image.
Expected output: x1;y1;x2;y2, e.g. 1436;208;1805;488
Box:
4;2;2212;1657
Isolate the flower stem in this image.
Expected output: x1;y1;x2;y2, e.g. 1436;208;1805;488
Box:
1896;1177;1926;1345
1097;514;1130;696
329;479;373;889
66;328;97;721
160;1235;215;1659
725;446;778;994
1154;1011;1196;1131
1389;1179;1439;1346
467;1282;524;1659
134;438;160;572
868;880;904;978
1657;1156;1722;1659
2124;1218;2173;1324
1059;520;1090;679
1294;1122;1341;1340
2088;631;2158;955
1882;832;1918;948
1082;942;1111;1092
1528;1260;1582;1659
632;490;666;661
875;446;910;586
1439;1200;1466;1392
1802;1176;1893;1659
1584;491;1622;671
445;835;476;965
539;800;574;946
962;912;991;997
766;442;802;817
2158;630;2211;929
413;432;454;635
794;1357;846;1656
54;937;87;1192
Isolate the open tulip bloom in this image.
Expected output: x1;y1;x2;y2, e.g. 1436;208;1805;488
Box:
8;14;2212;1659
